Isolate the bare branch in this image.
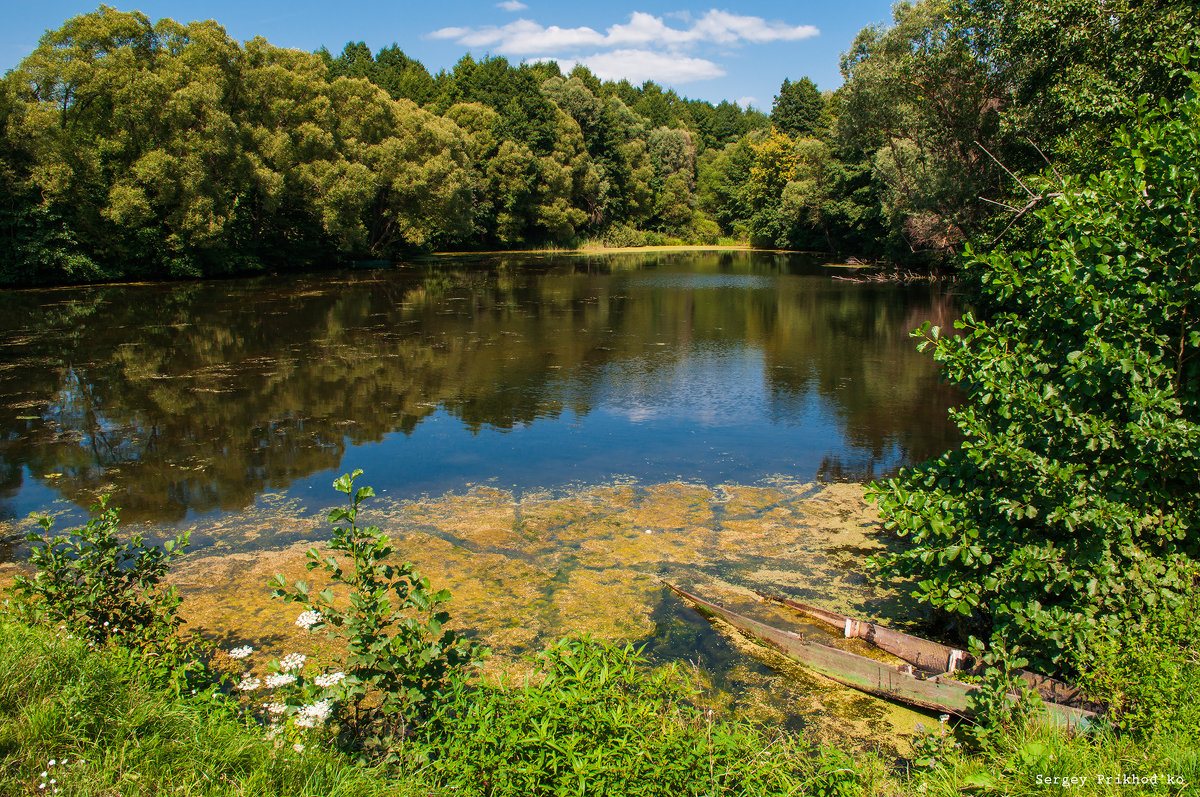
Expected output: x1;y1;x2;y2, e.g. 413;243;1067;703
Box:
979;196;1022;212
975;140;1035;197
1024;137;1064;186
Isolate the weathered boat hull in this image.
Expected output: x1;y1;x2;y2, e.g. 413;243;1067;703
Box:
665;582;1099;729
753;590;1094;712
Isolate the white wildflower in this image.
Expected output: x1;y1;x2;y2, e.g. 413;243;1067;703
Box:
228;645;253;659
314;671;345;688
292;743;305;753
279;653;306;672
264;672;296;688
294;610;321;630
265;702;287;715
294;699;333;728
236;676;262;692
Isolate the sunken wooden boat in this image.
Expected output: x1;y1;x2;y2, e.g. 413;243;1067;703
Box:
664;582;1101;729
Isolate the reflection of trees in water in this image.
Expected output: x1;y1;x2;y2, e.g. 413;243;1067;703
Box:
0;252;960;521
762;283;963;471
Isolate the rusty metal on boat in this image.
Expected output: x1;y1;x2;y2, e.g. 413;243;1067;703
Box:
664;581;1101;729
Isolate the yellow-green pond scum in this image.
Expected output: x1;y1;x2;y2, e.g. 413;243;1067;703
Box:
0;478;933;756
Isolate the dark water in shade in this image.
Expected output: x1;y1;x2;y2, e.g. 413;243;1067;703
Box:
0;250;962;536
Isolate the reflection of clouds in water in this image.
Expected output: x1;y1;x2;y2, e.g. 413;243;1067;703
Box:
623;273;777;291
616;405;658;423
585;347;766;428
0;255;961;524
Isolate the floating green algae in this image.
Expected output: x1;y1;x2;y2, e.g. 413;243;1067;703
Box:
2;478;933;756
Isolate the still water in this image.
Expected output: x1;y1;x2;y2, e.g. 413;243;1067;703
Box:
0;249;966;748
0;250;960;530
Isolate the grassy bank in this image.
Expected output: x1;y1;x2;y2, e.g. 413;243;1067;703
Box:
426;243;760;257
0;619;393;796
3;616;1197;796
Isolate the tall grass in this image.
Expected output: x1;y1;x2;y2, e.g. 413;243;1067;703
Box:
0;620;397;796
3;617;1197;796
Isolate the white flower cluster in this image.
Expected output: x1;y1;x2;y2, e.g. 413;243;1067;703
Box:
313;671;346;689
294;610;322;630
264;673;296;688
279;653;307;672
236;675;262;692
294;699;333;728
228;645;253;660
265;702;287;715
37;757;78;795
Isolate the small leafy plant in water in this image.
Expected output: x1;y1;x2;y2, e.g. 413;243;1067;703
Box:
269;469;486;761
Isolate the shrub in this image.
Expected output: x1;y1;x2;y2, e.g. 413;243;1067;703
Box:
603;223;647;248
8;497;212;694
868;72;1200;671
692;216;722;245
1076;567;1200;739
270;470;486;762
12;497;189;648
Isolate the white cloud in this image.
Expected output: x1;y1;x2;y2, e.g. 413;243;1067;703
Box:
496;0;528;10
429;9;818;55
737;96;758;109
548;49;726;84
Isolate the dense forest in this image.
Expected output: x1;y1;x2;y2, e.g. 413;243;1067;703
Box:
0;1;1192;286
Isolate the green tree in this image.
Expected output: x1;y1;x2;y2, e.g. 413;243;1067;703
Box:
868;78;1200;672
836;0;1006;257
770;77;824;138
975;0;1198;175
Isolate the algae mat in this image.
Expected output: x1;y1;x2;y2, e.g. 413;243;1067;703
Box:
0;478;931;754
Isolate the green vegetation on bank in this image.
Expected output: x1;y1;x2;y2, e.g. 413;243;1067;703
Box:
3;0;1200;793
867;68;1200;676
1;473;872;796
0;1;1195;285
3;468;1198;795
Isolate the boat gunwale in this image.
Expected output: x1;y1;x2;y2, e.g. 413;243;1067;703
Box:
663;581;1101;726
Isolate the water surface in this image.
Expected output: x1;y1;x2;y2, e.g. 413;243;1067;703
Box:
0;250;966;750
0;250;961;529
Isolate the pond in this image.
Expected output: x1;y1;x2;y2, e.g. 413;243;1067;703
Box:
0;249;963;751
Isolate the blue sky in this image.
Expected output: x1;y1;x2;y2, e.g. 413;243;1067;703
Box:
1;2;898;109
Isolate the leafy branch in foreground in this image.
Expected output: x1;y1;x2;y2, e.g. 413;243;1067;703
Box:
270;469;486;761
868;69;1200;672
12;498;189;647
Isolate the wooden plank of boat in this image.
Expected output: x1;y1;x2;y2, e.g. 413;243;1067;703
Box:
753;590;1095;712
752;589;971;675
664;582;1099;728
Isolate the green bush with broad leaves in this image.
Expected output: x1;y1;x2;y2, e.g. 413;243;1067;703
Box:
9;497;212;693
269;469;487;762
414;635;860;797
867;68;1200;673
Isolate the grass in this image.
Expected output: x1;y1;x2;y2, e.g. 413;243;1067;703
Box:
900;721;1199;796
2;618;1197;796
0;620;396;796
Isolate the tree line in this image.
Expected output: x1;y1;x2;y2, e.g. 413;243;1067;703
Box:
0;1;1193;286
